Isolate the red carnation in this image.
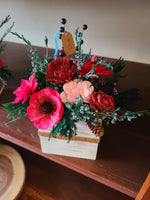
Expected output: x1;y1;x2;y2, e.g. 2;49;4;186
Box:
46;57;77;85
90;90;115;112
78;59;113;77
27;88;64;129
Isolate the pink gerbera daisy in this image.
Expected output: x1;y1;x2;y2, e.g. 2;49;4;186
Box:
27;88;64;129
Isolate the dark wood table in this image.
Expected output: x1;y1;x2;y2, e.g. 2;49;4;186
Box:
0;42;150;199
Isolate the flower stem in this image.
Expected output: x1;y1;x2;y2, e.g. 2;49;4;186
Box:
98;112;111;117
46;45;48;60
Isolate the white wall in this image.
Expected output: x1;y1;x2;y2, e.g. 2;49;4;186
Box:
0;0;150;64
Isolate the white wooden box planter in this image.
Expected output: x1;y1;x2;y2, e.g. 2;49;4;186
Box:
38;121;104;160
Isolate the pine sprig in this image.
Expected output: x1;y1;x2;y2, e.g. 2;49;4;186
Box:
11;32;52;74
11;32;32;47
114;88;141;110
113;57;127;78
0;22;14;44
0;65;13;84
75;28;83;61
0;15;11;28
64;96;150;131
51;107;77;141
11;32;42;69
3;101;29;122
0;15;14;51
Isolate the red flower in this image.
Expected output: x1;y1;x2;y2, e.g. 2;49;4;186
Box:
13;73;38;104
90;90;115;112
78;59;92;75
27;88;64;129
78;59;113;77
0;59;4;68
94;63;114;77
46;57;77;84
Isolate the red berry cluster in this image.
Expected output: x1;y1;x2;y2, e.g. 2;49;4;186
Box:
59;18;66;57
58;18;88;56
76;24;88;52
59;47;65;57
59;18;66;39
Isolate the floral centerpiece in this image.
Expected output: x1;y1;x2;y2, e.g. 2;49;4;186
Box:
3;18;150;146
0;15;14;94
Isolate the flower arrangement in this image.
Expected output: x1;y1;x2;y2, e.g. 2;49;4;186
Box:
0;15;14;93
3;18;150;140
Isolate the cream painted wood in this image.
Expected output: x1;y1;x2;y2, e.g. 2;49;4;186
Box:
38;122;100;160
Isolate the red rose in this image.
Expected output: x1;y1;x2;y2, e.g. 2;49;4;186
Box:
46;57;77;85
78;59;113;77
90;90;115;112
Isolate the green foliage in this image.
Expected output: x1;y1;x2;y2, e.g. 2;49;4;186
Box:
3;101;29;122
0;65;13;84
11;32;32;47
11;32;41;71
0;15;11;28
106;109;150;125
0;15;14;83
44;36;48;46
51;107;77;141
35;68;48;90
75;28;83;61
113;57;127;79
114;88;141;110
0;15;14;52
11;32;52;74
51;95;150;139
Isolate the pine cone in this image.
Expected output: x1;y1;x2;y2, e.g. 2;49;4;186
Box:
86;120;104;138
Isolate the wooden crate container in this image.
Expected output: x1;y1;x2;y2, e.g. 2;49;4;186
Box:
38;121;104;160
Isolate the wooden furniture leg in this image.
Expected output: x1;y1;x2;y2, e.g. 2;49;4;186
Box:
135;173;150;200
0;82;5;95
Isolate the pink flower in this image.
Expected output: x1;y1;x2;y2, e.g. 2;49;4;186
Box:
91;55;98;62
60;79;94;103
27;88;64;129
13;73;38;104
0;59;4;68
